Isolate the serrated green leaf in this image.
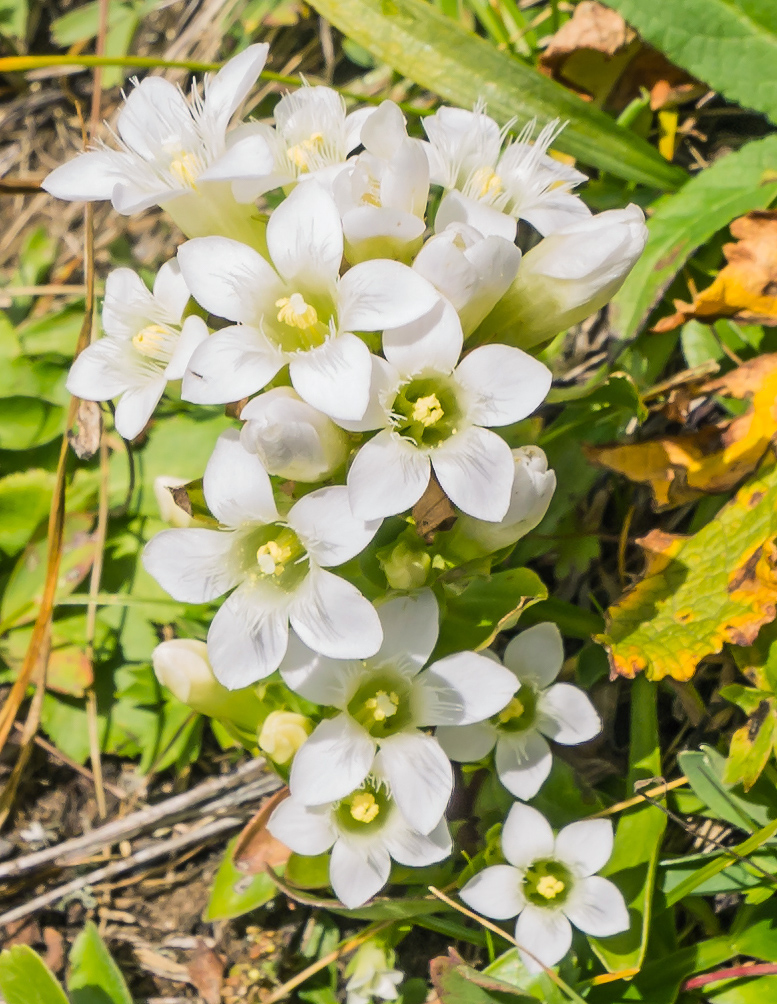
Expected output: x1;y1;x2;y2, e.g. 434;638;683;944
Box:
68;921;133;1004
0;946;69;1004
610;135;777;342
604;0;777;126
307;0;686;190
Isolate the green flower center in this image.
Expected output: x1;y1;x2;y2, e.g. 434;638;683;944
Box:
391;376;463;448
347;671;413;738
494;685;537;733
271;290;334;352
244;524;309;591
523;859;572;907
335;780;392;834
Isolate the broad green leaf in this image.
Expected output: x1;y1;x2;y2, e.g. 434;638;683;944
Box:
432;954;536;1003
68;922;133;1004
708;976;777;1004
0;397;63;450
599;466;777;682
610;135;777;342
678;746;777;832
591;675;666;972
604;0;777;126
0;945;69;1004
16;307;84;357
204;836;279;921
307;0;686;190
0;469;55;555
661;851;777;896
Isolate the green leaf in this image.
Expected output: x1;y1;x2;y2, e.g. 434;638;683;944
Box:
68;922;133;1004
603;0;777;126
0;469;55;555
0;945;69;1004
0;397;63;450
610;135;777;342
678;746;775;832
432;958;536;1003
204;836;279;921
306;0;686;190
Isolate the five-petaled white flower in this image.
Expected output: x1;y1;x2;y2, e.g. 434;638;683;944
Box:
343;301;552;522
42;45;273;245
345;943;403;1004
282;590;518;834
460;803;628;972
177;181;440;422
422;106;590;242
437;622;600;800
268;772;452;909
66;261;208;440
142;429;382;688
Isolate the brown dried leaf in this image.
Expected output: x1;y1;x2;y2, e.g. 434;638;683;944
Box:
68;399;102;460
232;787;291;874
187;939;224;1004
413;474;457;543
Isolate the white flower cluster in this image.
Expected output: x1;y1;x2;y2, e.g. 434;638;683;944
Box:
47;45;643;970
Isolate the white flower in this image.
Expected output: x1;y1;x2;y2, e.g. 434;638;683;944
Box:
268;774;452;909
451;446;556;552
343;302;552;522
227;84;374;202
476;205;648;349
345;942;403;1004
142;430;382;688
42;45;273;244
240;387;349;482
460;803;628;972
177;182;440;422
66;262;208;440
437;623;601;800
333;100;430;264
412;221;521;336
282;590;518;834
423;107;590;240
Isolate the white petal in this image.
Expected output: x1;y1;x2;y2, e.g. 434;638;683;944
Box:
432;426;513;521
42;151;123;203
289;714;375;805
208;583;290;687
289;332;372;422
117;76;192;158
287;485;380;567
373;590;439;675
538;684;601;745
279;631;354;706
203;428;278;526
495;731;553;801
182;325;284;405
515;905;572;973
521;191;591;237
113;181;173;214
347;431;430;521
503;622;564;688
501;802;555;868
334;354;397;434
177;237;283;322
289;567;383;660
330;838;390;909
204;42;269;129
164;315;209;380
435;191;516;242
555;819;613;878
345;106;375;151
455;345;552;426
436;722;497;762
152;258;190;319
383;298;463;375
142;528;239;603
378;731;452;834
339;260;440;332
267;796;336;856
460;865;524;920
103;267;157;337
66;338;134;401
199;131;275;183
459;236;522;335
267;182;343;286
418;652;518;725
383;814;452;867
564;876;629;937
114;379;166;439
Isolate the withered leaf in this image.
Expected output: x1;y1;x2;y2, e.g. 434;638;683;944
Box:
232;787;291;874
187;940;224;1004
413;473;457;542
68;399;102;460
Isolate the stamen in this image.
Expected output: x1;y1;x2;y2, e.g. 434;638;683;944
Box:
350;791;380;824
411;394;444;427
365;691;399;722
256;540;291;576
536;875;565;899
169;151;201;189
497;696;525;725
287;132;325;172
132;324;174;362
276;293;319;330
469;166;503;200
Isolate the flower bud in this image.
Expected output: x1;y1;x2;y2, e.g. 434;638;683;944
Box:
378;539;431;590
346;941;402;1004
152;639;263;732
258;710;313;765
452;447;556;552
240;387;349;482
473;205;647;350
153;476;193;527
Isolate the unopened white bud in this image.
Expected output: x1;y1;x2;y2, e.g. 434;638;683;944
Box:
240;387;349;481
258;710;313;765
346;941;402;1004
153;476;192;527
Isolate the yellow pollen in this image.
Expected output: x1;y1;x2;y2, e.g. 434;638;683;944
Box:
287;132;325;172
256;540;292;577
132;324;170;359
276;293;319;330
497;696;525;725
471;166;503;200
411;394;444;427
537;875;565;900
350;791;380;823
365;691;399;722
169;152;200;189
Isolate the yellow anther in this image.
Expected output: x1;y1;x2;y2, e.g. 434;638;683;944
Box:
471;166;503;200
365;691;399;722
537;875;565;900
169;152;200;189
350;791;380;824
497;696;525;725
256;540;292;577
411;394;444;427
132;324;172;360
287;132;325;171
276;293;319;330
